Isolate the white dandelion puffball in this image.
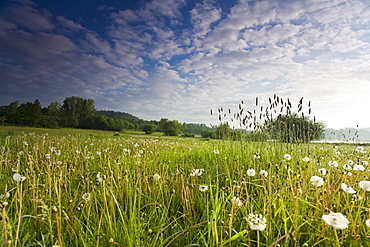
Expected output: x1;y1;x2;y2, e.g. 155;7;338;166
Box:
302;157;311;162
13;173;26;182
355;146;365;153
283;154;291;160
231;197;243;207
259;170;268;177
328;161;338;168
153;173;161;181
190;169;204;177
199;185;209;192
366;219;370;227
247;213;267;231
359;181;370;191
318;168;327;175
310;176;324;187
247;169;256;177
353;164;365;171
82;193;91;201
341;183;356;194
322;212;349;229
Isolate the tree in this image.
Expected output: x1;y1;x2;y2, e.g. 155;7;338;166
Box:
14;100;43;126
141;124;157;134
201;130;214;138
214;123;232;139
60;96;95;127
182;123;212;135
264;113;325;143
40;102;61;128
159;118;182;136
0;101;19;124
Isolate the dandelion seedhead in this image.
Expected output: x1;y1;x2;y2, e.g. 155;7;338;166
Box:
246;213;267;231
322;212;349;229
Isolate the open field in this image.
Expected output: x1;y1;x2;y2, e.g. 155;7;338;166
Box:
0;126;369;246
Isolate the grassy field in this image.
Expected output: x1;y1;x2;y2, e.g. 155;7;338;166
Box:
0;126;369;246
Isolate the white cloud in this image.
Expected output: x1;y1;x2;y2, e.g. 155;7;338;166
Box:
2;0;55;31
56;16;84;31
190;0;222;38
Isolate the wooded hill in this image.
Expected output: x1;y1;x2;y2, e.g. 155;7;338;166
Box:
0;96;211;135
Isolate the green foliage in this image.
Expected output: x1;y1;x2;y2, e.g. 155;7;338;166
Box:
141;123;157;134
264;113;325;143
60;96;95;127
182;123;211;135
96;110;143;125
181;132;195;137
159;118;182;136
201;130;214;138
0;97;136;131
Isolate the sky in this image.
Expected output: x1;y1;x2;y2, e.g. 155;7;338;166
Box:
1;0;370;130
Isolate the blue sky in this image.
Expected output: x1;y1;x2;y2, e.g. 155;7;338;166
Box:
1;0;370;129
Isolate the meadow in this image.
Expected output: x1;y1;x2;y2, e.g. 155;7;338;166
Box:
0;126;369;246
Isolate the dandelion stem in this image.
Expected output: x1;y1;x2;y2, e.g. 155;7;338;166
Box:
2;201;8;246
14;182;23;247
53;206;63;247
334;229;340;247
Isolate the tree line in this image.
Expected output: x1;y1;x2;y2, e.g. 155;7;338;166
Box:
0;96;212;135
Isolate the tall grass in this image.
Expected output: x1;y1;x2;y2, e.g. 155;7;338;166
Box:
0;126;369;246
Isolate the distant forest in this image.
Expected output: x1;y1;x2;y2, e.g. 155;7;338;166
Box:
0;96;211;135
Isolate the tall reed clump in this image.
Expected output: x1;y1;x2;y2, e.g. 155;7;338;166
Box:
0;123;369;246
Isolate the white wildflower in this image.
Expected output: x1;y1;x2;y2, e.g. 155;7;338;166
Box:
231;197;243;207
352;194;363;202
247;213;267;231
366;219;370;227
190;169;204;177
342;164;352;170
328;161;339;168
322;212;349;229
153;173;161;181
341;183;356;194
283;154;291;160
302;157;311;162
259;170;268;177
318;168;327;175
247;169;256;177
359;181;370;191
199;185;209;192
355;146;365;153
310;176;324;187
353;164;365;171
13;173;26;182
82;193;91;201
96;172;103;183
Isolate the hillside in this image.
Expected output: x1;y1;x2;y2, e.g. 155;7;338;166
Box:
96;110;143;124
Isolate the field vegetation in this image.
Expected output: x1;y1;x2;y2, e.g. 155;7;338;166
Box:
0;125;369;246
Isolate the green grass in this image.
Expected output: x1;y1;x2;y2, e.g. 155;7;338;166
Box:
0;126;369;246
